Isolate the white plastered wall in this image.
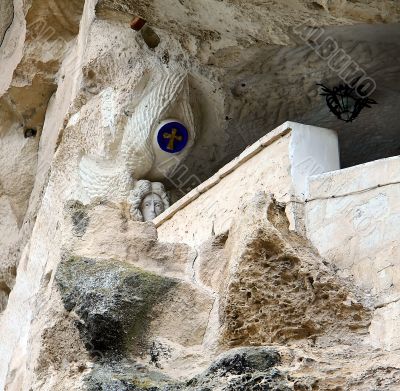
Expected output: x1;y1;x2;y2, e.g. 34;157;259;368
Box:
305;156;400;350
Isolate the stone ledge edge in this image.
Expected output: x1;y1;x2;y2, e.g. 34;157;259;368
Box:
307;155;400;200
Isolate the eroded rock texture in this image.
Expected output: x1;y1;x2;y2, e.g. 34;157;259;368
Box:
0;0;13;46
13;195;393;391
1;0;400;390
0;0;85;314
220;198;371;346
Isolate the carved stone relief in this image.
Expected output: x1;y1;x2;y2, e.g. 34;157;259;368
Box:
128;180;169;221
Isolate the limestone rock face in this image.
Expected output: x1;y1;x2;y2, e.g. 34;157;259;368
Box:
0;0;85;314
3;195;395;390
1;0;400;390
0;0;13;46
56;257;179;355
219;197;371;347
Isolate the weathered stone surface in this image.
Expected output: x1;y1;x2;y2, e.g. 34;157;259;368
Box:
206;347;281;375
84;361;170;391
220;196;371;346
81;342;400;390
179;347;289;391
56;256;178;355
306;156;400;349
0;0;13;47
2;188;400;390
83;347;288;391
0;0;85;317
1;0;400;389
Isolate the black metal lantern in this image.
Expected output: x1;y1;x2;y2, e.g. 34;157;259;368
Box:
318;80;377;123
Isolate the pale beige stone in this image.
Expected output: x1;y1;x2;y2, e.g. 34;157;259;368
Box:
0;0;399;389
306;156;400;349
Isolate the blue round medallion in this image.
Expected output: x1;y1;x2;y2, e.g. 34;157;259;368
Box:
157;121;189;154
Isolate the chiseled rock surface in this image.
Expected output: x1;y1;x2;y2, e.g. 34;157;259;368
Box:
56;257;178;356
17;195;397;391
219;195;371;347
97;0;400;45
1;0;400;390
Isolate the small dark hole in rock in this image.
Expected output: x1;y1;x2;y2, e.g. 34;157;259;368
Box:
162;50;169;64
77;364;86;372
43;271;52;287
87;69;95;79
0;282;11;296
311;2;324;10
141;26;160;49
24;128;37;138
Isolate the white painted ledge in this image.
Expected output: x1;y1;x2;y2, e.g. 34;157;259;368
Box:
308;155;400;200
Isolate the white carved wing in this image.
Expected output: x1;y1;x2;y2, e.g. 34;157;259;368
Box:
121;73;189;178
79;155;133;201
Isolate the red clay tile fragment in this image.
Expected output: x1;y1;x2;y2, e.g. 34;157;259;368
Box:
130;16;146;31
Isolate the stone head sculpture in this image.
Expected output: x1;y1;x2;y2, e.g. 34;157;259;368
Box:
128;180;170;221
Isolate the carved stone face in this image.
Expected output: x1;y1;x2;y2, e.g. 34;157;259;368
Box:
140;193;165;221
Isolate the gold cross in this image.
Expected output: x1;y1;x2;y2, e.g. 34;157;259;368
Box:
163;128;182;151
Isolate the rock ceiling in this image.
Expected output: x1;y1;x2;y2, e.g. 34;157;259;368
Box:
96;0;400;179
0;2;399;388
0;0;399;201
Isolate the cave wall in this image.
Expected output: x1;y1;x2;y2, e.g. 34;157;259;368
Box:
0;0;399;390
